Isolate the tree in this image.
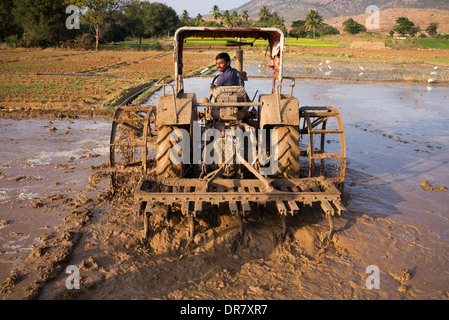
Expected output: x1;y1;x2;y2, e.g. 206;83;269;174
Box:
0;0;21;42
222;10;231;27
408;25;420;37
141;2;179;38
124;0;145;45
258;6;270;24
194;13;204;26
13;0;68;47
342;18;366;34
289;20;306;39
242;10;249;22
230;11;241;27
393;17;416;37
290;19;338;39
180;10;190;25
319;23;340;36
426;23;438;37
211;5;221;22
78;0;122;51
304;10;323;40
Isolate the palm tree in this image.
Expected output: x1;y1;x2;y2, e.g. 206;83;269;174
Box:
211;5;221;21
304;10;323;39
194;13;203;26
258;6;270;23
231;11;240;27
222;10;231;27
242;10;249;22
181;10;190;25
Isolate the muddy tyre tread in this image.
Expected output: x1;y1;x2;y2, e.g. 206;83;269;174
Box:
275;125;301;178
156;126;183;177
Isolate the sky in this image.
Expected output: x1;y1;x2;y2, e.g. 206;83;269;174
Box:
156;0;250;16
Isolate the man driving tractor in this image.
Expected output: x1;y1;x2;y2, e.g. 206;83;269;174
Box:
211;52;244;88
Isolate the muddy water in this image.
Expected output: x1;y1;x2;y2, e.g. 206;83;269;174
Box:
1;78;448;299
0;119;110;282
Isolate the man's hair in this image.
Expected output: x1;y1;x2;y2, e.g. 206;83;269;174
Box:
216;52;231;62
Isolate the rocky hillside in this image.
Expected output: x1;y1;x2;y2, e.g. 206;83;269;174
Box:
233;0;449;23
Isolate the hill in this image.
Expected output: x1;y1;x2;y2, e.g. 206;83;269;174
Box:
323;8;449;34
232;0;449;23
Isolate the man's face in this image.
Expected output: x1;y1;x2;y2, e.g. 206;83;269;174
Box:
216;58;230;73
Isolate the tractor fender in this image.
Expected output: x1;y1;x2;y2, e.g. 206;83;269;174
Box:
259;93;300;129
156;93;197;127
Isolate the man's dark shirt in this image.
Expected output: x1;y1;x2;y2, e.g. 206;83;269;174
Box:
216;67;243;87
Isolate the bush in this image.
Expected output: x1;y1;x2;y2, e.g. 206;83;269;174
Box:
5;34;22;48
63;33;96;50
343;18;366;34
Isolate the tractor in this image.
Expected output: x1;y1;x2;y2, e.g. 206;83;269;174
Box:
109;27;346;241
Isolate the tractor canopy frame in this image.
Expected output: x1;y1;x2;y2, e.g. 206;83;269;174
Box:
173;27;285;94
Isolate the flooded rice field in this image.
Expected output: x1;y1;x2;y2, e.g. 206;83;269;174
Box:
0;120;110;282
1;77;448;300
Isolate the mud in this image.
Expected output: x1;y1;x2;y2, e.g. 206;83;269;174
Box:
1;78;449;300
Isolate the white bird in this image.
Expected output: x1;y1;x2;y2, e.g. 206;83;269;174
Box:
430;72;437;75
433;66;438;70
328;65;332;69
326;60;331;64
359;65;364;70
359;72;364;76
319;62;323;66
428;78;434;83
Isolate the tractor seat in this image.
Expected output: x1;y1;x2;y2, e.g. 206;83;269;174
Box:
210;86;249;103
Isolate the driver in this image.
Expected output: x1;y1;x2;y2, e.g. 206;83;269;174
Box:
211;52;244;89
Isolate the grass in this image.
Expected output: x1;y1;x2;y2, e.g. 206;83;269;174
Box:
284;38;343;48
413;39;449;49
417;57;449;64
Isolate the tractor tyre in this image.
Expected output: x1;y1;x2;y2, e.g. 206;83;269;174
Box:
274;125;301;178
156;126;184;178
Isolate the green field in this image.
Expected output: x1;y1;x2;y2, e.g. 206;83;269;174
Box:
184;37;342;48
103;37;342;50
413;39;449;49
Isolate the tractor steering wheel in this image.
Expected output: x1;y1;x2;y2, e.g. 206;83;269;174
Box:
211;74;220;87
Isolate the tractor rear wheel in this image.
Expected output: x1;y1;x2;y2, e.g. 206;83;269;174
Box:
274;125;301;178
156;125;185;178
